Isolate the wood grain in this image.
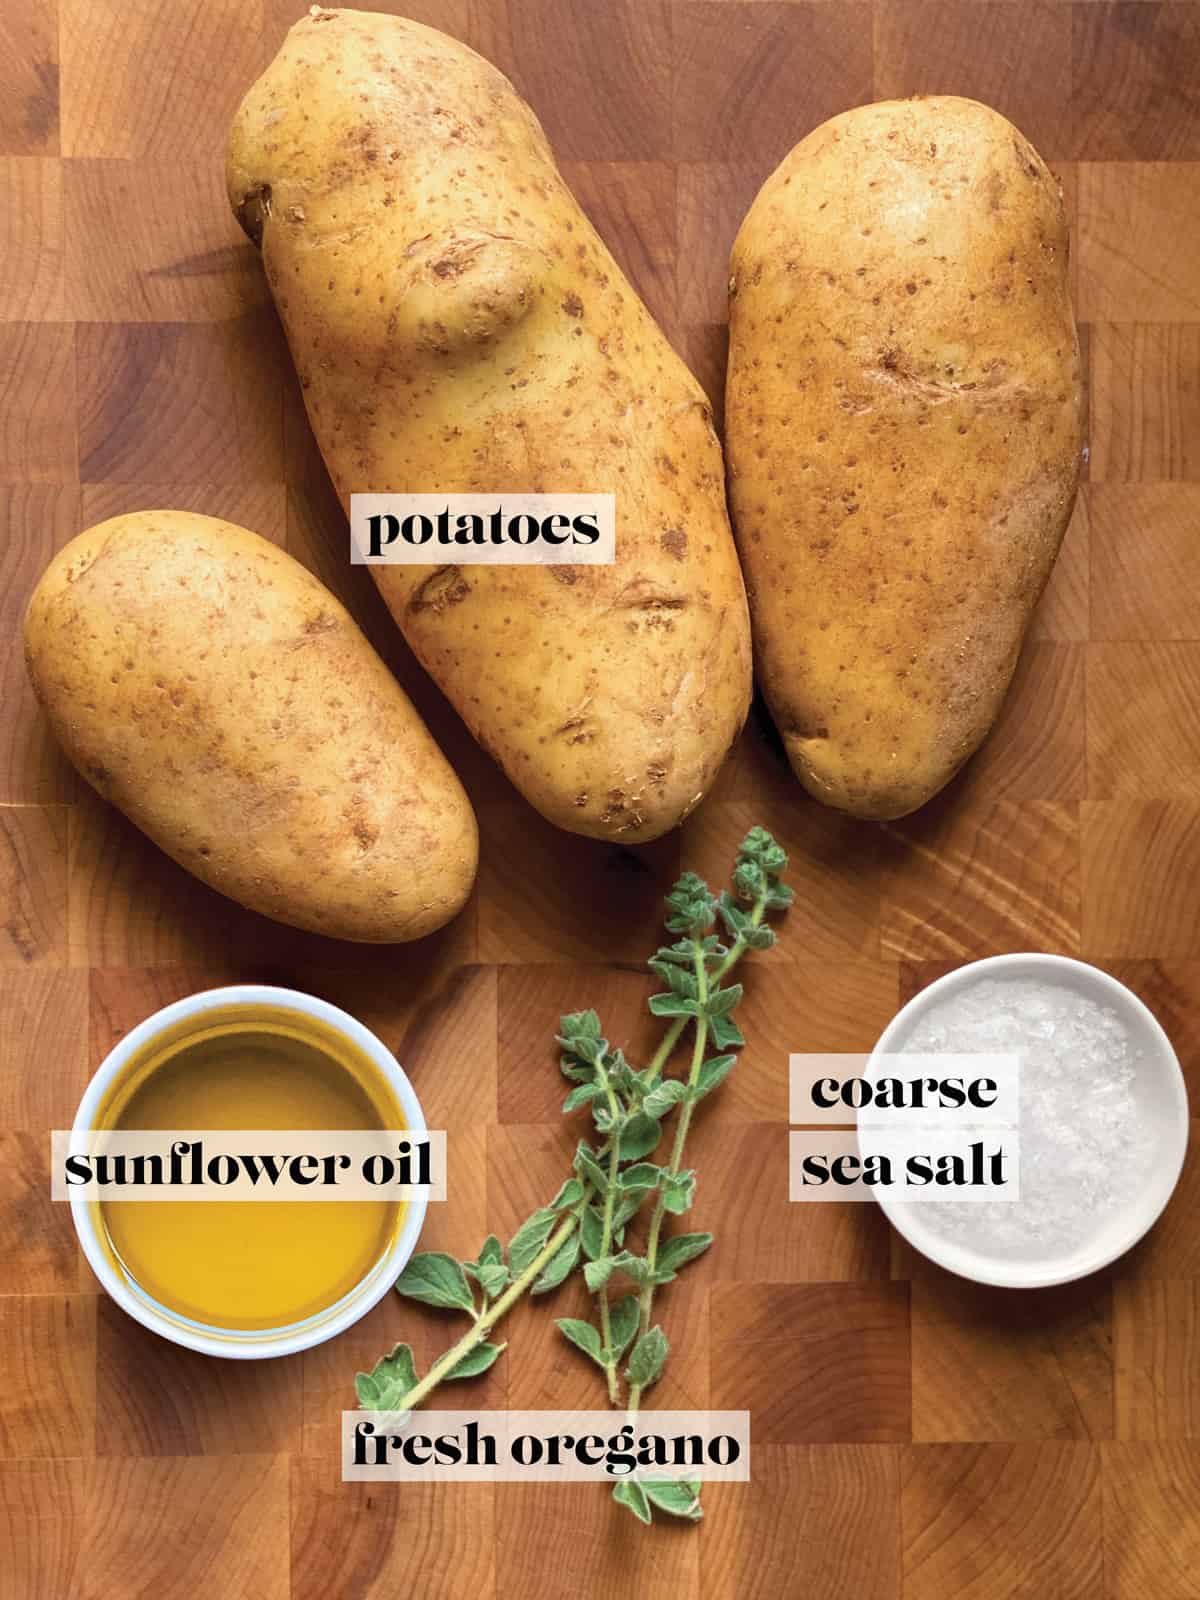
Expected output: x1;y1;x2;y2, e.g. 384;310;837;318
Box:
874;0;1074;158
0;160;65;320
711;1282;912;1443
879;799;1081;960
673;3;874;168
75;318;287;484
80;1454;290;1600
1114;1278;1200;1440
1087;644;1200;797
63;160;265;323
902;1443;1103;1600
704;1445;902;1600
1;0;1198;1594
1077;164;1200;322
1102;1442;1200;1598
1072;6;1200;162
1090;484;1200;641
1088;322;1200;481
290;1462;495;1600
0;2;60;158
0;1462;85;1600
0;323;75;480
0;1296;95;1460
911;1272;1113;1442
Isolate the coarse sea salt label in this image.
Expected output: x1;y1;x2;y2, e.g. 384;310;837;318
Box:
789;1050;1020;1203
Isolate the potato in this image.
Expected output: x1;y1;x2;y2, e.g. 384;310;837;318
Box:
726;96;1084;820
226;8;751;843
25;512;477;942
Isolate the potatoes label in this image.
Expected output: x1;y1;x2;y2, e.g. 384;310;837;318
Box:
351;494;615;564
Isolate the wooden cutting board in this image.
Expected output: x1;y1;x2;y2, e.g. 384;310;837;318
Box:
2;1;1198;1595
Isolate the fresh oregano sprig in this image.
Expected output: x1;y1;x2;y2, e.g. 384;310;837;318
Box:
625;830;790;1423
354;827;791;1525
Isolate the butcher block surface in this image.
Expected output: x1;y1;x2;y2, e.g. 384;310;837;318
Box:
2;1;1199;1595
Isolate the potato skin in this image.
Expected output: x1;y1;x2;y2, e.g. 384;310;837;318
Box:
24;512;477;942
227;8;751;843
727;96;1084;820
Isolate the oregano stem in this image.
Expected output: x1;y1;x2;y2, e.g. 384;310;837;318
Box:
644;1016;688;1084
644;933;760;1085
594;1059;625;1405
626;889;770;1415
397;1201;587;1412
593;905;769;1406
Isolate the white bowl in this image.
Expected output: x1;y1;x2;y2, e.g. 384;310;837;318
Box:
70;984;427;1359
863;954;1189;1288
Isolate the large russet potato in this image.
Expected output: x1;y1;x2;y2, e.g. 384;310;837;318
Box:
226;8;751;843
727;96;1084;820
25;512;478;942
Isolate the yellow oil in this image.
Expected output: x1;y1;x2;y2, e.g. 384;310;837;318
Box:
96;1005;404;1333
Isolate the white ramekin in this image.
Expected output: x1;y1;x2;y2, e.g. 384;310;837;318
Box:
70;983;427;1359
862;953;1189;1289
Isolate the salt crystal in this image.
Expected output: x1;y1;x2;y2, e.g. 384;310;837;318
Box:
898;977;1154;1260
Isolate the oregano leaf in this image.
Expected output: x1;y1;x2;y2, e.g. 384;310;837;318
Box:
508;1207;559;1277
394;1253;475;1313
356;1343;417;1409
531;1230;580;1294
642;1079;687;1119
706;983;743;1018
626;1325;669;1389
608;1250;651;1287
650;940;697;967
612;1191;644;1228
717;891;750;939
733;860;765;900
644;1480;703;1521
556;1317;604;1365
548;1177;584;1211
662;1169;696;1215
477;1235;504;1268
619;1162;664;1192
580;1203;605;1261
559;1008;602;1042
657;1232;713;1275
618;1113;662;1161
708;1013;745;1051
574;1142;609;1193
664;872;717;935
446;1342;504;1380
477;1260;510;1299
606;1295;640;1362
583;1255;618;1293
692;1054;736;1100
613;1480;652;1524
648;993;701;1018
739;826;786;871
563;1083;599;1113
561;1056;597;1085
652;962;699;1000
591;1101;619;1135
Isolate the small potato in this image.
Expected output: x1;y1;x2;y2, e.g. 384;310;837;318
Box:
227;8;751;843
25;512;477;941
727;96;1084;819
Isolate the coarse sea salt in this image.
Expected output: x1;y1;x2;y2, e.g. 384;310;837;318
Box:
898;977;1155;1259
